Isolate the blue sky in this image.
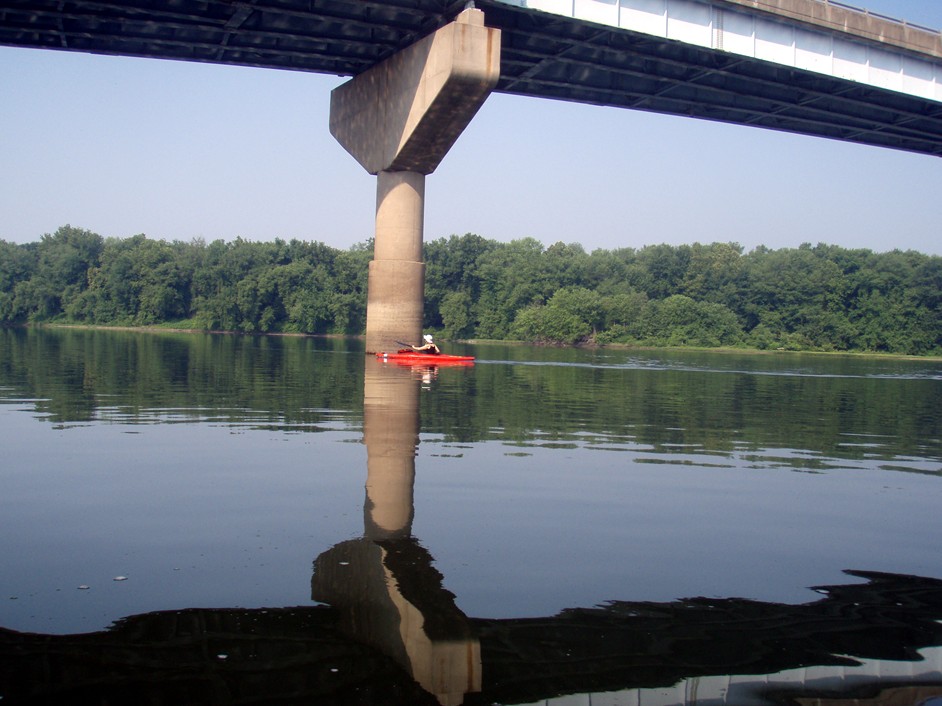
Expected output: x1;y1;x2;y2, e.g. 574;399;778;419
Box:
1;0;940;255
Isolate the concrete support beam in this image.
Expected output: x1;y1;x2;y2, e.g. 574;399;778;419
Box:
329;8;500;353
330;8;501;176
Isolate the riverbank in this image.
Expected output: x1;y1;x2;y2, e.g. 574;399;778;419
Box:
22;322;942;362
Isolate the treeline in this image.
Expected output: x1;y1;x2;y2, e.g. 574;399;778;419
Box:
2;225;941;354
0;226;371;335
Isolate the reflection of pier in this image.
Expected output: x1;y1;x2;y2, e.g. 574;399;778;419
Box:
311;359;481;706
2;362;942;704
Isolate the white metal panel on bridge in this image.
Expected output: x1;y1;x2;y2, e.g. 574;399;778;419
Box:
505;0;942;102
516;645;942;706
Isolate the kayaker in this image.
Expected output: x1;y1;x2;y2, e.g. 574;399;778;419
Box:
411;334;441;355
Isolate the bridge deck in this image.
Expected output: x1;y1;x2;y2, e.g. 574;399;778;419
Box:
1;0;941;155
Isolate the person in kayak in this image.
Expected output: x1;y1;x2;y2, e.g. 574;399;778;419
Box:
411;334;441;355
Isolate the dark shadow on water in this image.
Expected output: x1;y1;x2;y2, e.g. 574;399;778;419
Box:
2;568;942;705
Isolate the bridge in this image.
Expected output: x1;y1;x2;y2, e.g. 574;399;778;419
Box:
3;0;942;350
3;1;941;155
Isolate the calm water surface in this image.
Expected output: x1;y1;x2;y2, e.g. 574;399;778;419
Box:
1;328;941;705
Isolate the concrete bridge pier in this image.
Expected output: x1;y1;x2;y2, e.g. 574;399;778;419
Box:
329;8;500;353
367;170;427;353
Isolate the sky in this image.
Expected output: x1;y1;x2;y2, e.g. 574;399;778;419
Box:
1;0;941;256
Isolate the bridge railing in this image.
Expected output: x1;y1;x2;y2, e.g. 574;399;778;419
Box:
825;0;941;35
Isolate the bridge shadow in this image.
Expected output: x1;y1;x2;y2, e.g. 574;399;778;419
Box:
2;360;942;705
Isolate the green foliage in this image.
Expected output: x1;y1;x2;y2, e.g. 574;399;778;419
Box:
77;234;188;325
639;295;743;348
511;304;588;345
0;239;37;323
0;228;366;335
511;287;604;345
12;225;104;321
440;291;474;340
2;226;940;355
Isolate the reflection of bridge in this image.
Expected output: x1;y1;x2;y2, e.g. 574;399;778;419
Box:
3;571;942;705
3;361;942;705
3;1;942;350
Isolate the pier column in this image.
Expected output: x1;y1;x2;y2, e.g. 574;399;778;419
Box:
329;8;500;352
367;171;427;351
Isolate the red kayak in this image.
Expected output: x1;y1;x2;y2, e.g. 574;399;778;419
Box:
376;351;475;365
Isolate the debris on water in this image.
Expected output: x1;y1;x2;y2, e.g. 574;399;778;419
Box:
113;576;128;581
77;585;90;590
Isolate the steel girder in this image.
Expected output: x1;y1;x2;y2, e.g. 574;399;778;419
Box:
1;0;941;155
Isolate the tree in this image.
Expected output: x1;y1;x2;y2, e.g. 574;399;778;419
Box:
474;238;548;339
641;295;742;347
510;287;603;344
440;291;474;339
634;243;691;299
0;240;37;323
681;242;744;306
511;304;590;345
20;226;103;320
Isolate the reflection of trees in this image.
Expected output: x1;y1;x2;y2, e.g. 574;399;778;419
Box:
3;329;939;471
421;356;942;469
0;328;364;427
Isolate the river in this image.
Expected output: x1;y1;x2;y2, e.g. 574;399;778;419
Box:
1;327;941;705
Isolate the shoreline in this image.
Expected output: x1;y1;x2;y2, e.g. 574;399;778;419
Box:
18;322;942;362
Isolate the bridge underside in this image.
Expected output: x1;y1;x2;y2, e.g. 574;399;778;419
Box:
2;0;941;156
